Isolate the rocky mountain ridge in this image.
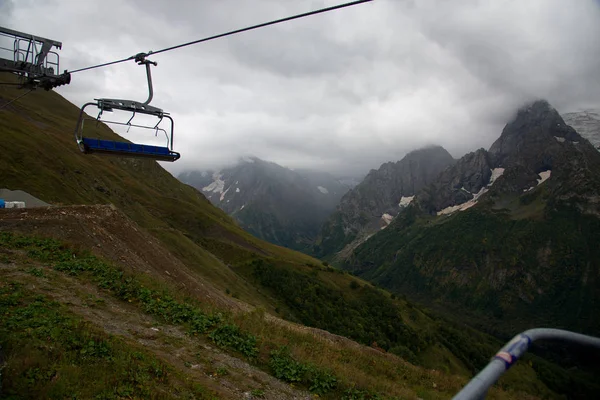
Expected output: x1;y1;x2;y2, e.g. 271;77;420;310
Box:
178;157;351;251
315;146;455;258
345;100;600;338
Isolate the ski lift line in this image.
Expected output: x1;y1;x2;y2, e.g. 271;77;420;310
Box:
67;55;135;74
67;0;373;74
146;0;373;56
453;328;600;400
0;89;33;110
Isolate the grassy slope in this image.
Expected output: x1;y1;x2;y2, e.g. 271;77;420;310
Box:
1;232;559;399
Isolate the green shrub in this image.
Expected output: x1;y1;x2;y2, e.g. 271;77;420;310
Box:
208;325;258;359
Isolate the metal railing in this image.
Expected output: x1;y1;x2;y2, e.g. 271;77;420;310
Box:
453;328;600;400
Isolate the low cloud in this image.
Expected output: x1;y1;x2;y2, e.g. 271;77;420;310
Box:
4;0;600;176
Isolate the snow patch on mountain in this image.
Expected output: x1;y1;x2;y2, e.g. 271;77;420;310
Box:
381;213;394;227
537;170;551;185
220;186;230;202
202;173;225;194
438;186;488;215
236;188;240;193
438;168;504;216
317;186;329;194
488;168;505;186
554;136;566;143
399;196;414;207
562;110;600;150
523;170;552;192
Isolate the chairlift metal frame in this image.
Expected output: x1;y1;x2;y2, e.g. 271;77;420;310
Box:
74;53;180;162
0;25;70;90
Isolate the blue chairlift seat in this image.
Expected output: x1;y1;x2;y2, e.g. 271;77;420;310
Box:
80;138;180;162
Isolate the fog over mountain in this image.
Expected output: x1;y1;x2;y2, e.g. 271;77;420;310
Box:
2;0;599;176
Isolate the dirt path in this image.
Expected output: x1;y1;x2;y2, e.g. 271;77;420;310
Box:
0;262;312;400
0;205;247;311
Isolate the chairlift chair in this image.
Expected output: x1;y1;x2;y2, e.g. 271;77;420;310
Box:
74;53;180;162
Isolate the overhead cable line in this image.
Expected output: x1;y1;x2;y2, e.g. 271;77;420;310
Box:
68;56;136;74
0;89;33;110
67;0;372;74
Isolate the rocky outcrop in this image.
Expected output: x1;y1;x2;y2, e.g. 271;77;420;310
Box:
417;148;492;213
315;146;454;258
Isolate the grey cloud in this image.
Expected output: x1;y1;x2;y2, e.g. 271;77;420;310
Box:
0;0;15;25
4;0;600;178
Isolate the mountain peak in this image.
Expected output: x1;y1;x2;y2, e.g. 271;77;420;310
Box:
489;99;581;169
404;145;453;161
239;155;260;164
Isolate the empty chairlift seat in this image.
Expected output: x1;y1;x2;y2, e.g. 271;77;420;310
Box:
74;54;181;163
80;138;180;162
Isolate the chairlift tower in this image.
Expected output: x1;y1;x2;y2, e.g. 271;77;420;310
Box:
0;26;71;90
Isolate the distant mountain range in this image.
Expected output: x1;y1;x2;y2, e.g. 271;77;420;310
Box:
178;157;354;251
342;100;600;336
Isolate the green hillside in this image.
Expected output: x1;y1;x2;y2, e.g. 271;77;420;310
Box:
348;202;600;336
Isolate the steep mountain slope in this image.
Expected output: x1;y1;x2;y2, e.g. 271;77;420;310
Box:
563;109;600;150
348;100;600;338
315;146;455;259
178;158;349;252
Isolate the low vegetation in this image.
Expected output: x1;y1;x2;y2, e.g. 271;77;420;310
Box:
350;204;600;336
0;282;216;399
0;231;564;399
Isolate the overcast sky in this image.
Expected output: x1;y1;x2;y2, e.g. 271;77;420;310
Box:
2;0;599;177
